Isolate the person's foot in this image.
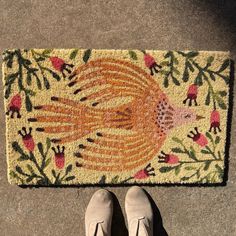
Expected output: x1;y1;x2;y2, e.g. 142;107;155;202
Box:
125;186;153;236
85;189;113;236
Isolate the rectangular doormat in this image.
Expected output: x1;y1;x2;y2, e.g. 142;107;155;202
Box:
2;49;232;186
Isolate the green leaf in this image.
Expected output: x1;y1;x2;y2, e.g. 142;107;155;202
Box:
44;158;51;169
204;161;211;171
215;164;223;173
201;149;211;154
172;76;180;85
25;95;33;112
36;77;42;90
173;57;179;65
171;147;185;153
218;59;230;72
182;69;189;82
26;164;34;174
185;166;196;170
216;95;227;110
187;51;199;58
15;165;25;175
175;165;181;175
163;77;169;88
70;49;79;60
218;90;227;97
99;175;106;184
83;49;91;63
65;176;75;181
128;51;138;60
111;175;119;183
172;137;182;144
65;164;73;175
26;72;32;86
164;51;171;58
43;77;50;89
18;155;29;161
51;169;57;178
206;132;213;141
205;90;211;105
42;49;53;56
5;85;12;99
215;136;221;144
209;73;215;81
37;143;44;157
159;166;175;173
12;142;25;155
160;61;169;66
26;175;35;183
194;73;203;86
186;61;194;72
172;67;180;75
207;56;214;64
189;150;197;160
46;138;51;150
5;73;18;85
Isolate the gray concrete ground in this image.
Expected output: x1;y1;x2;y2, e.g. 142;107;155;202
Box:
0;1;236;235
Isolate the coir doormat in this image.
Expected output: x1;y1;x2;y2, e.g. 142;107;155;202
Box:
2;49;231;186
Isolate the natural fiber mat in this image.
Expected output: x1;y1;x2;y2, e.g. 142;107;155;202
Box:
2;49;232;186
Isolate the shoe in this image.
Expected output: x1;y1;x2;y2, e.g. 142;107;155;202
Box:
125;186;153;236
85;189;113;236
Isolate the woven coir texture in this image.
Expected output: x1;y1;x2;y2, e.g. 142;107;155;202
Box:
2;49;231;186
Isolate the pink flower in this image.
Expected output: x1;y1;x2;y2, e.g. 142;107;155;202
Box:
187;127;208;147
49;57;74;78
52;146;65;169
183;84;198;106
18;127;35;152
6;94;22;118
133;163;155;180
143;53;162;75
158;151;179;164
209;110;221;134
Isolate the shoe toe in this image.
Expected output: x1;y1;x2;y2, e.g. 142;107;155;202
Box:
125;186;150;205
91;189;113;205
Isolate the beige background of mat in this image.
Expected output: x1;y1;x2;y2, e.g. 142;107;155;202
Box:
0;1;235;235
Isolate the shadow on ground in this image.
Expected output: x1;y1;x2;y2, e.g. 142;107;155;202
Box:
110;190;168;236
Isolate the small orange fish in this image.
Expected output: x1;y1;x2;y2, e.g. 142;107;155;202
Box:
29;58;203;172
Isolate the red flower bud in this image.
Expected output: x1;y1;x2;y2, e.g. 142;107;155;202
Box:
144;53;162;75
49;57;74;78
158;151;179;164
183;84;198;106
209;110;221;134
50;57;65;71
133;163;155;179
18;127;35;152
187;127;208;147
6;94;22;118
52;146;65;169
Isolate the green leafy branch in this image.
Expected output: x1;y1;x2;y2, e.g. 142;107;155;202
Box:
3;49;61;112
10;139;75;185
159;134;224;183
177;51;229;110
159;51;181;87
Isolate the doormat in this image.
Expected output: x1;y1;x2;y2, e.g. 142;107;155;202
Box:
2;49;232;186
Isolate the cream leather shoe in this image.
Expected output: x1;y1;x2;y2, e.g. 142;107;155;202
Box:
125;186;153;236
85;189;113;236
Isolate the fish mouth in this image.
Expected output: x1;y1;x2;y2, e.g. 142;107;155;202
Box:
196;115;205;120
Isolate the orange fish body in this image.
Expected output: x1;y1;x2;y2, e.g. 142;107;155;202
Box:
29;58;196;172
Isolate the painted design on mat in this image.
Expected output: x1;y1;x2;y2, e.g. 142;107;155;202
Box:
2;49;230;185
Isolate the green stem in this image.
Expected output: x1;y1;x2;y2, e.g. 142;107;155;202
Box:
29;152;52;184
